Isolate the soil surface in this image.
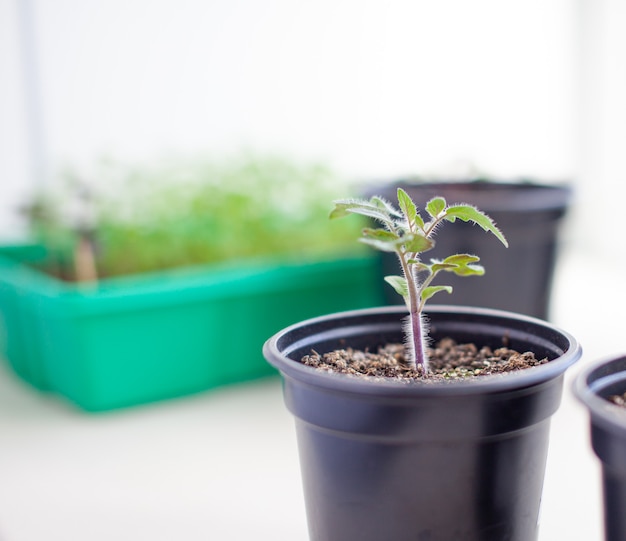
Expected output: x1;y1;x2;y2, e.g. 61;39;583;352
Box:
301;338;548;382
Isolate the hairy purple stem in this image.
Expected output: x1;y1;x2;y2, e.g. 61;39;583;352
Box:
398;250;428;372
409;309;428;371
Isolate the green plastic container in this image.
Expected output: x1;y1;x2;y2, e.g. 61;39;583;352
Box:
0;246;383;411
0;245;52;391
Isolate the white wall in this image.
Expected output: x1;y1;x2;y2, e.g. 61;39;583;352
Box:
1;0;577;238
575;0;626;259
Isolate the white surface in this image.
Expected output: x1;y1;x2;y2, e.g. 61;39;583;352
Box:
0;247;611;540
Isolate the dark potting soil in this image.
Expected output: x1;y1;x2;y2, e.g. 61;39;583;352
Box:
301;338;548;382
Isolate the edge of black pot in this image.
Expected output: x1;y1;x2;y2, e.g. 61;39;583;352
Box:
265;304;581;397
574;357;626;541
574;356;626;436
360;178;573;214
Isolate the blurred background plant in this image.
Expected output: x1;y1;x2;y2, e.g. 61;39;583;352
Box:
22;153;365;281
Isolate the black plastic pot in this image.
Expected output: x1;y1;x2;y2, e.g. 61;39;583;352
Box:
264;305;581;541
574;356;626;541
362;181;572;320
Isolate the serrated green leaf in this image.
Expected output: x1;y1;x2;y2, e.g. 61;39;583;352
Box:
414;213;425;230
359;237;400;253
443;254;481;265
330;199;393;224
397;188;418;227
430;262;457;273
402;232;434;253
426;197;446;218
451;263;485;276
362;227;399;241
444;205;508;247
384;275;409;301
438;253;485;276
421;285;453;302
370;196;403;218
329;200;360;219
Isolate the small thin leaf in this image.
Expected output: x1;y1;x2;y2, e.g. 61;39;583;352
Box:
421;285;453;302
397;188;418;228
384;275;409;301
414;213;425;230
407;259;427;268
444;205;508;247
426;197;446;218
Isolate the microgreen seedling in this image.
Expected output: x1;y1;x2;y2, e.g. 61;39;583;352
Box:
330;188;508;373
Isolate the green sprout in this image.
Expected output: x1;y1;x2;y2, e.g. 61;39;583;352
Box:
330;188;508;373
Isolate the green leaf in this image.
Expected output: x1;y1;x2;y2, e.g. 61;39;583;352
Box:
359;237;400;253
442;254;481;265
430;262;457;273
426;197;446;218
384;275;409;301
360;227;404;252
421;285;453;302
452;263;485;276
361;227;399;241
329;200;361;219
330;199;393;225
414;213;425;230
370;196;403;218
440;253;485;276
397;188;418;227
407;258;427;267
402;232;434;253
444;205;508;247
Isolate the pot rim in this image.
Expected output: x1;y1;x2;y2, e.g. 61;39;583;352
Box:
360;180;573;214
574;355;626;429
264;305;582;398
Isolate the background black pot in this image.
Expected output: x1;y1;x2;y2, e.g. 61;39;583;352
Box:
574;356;626;541
361;180;572;320
264;305;581;541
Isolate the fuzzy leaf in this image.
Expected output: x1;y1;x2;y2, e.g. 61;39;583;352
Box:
452;263;485;276
362;227;399;241
359;237;400;253
426;197;446;218
397;188;418;227
430;262;457;273
370;196;403;218
384;275;409;301
441;254;485;276
442;254;481;265
444;205;508;247
421;285;453;302
414;213;425;230
360;227;404;252
402;232;434;253
330;199;393;225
